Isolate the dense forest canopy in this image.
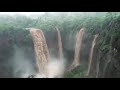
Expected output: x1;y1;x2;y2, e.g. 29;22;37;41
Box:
0;12;120;78
0;12;120;33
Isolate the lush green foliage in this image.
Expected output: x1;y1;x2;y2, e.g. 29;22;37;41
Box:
64;66;86;78
0;12;120;77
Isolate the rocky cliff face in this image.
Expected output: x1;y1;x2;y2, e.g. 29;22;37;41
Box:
98;40;120;78
89;31;120;78
0;28;120;78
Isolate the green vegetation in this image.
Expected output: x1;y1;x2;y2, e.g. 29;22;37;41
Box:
0;12;120;78
64;66;86;78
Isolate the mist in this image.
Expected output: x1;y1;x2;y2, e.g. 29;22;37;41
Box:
33;58;66;78
47;58;65;78
11;46;37;78
0;12;120;78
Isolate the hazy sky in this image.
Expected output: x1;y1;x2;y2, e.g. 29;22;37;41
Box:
0;12;99;17
0;12;46;16
0;12;86;16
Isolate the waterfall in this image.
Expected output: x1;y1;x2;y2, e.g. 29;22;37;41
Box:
86;34;99;76
68;28;85;71
56;27;64;60
29;28;50;78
